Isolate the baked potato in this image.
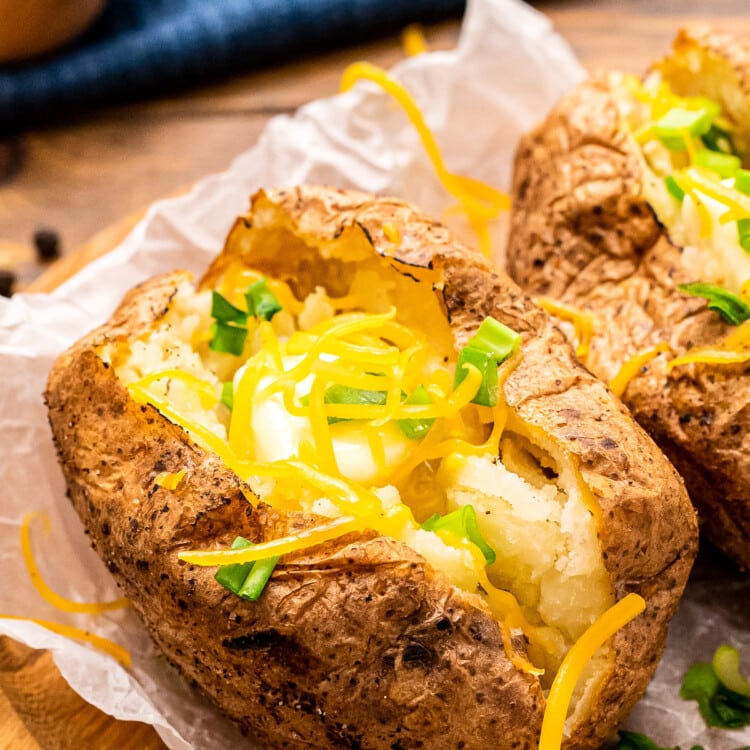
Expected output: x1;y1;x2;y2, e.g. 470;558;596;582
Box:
508;26;750;571
46;186;696;749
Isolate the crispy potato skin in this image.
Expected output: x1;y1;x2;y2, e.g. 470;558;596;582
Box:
507;26;750;571
47;187;696;749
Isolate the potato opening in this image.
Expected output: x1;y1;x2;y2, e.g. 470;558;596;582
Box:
613;54;750;294
105;212;613;726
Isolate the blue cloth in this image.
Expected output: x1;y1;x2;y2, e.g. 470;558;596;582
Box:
0;0;465;133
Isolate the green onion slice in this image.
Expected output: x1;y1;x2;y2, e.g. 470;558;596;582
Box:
210;321;248;356
245;278;282;322
397;385;435;440
221;381;234;410
215;536;279;601
713;644;750;698
422;505;496;564
236;555;280;600
304;382;434;438
653;103;718;151
701;123;736;155
455;346;498;407
736;169;750;196
665;175;685;202
681;658;750;730
615;731;668;750
321;384;387;424
738;219;750;254
454;317;521;406
211;291;248;325
678;282;750;325
215;537;254;592
694;150;741;179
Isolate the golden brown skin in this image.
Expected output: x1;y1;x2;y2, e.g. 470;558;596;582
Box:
508;26;750;572
47;187;696;749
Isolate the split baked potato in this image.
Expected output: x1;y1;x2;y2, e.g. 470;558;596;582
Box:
46;186;696;749
508;26;750;571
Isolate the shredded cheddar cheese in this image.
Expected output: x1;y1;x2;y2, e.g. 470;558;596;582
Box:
382;222;401;246
668;317;750;371
538;593;646;750
220;264;304;316
609;342;671;397
21;512;129;614
340;61;510;257
0;615;131;667
668;346;750;370
179;515;364;566
134;369;218;409
535;297;595;361
401;24;428;57
154;470;187;490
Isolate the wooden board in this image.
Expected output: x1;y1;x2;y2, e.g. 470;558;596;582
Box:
0;637;165;749
5;1;750;747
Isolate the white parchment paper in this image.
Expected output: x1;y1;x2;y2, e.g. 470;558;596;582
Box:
1;0;748;747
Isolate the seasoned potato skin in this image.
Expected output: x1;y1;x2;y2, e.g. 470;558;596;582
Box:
507;26;750;571
47;187;696;749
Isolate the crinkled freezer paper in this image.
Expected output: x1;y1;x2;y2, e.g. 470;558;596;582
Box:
0;0;748;747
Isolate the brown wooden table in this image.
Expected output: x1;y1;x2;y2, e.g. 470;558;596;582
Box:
2;1;750;747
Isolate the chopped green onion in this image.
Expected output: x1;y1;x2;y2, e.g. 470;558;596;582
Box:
701;123;736;155
324;384;388;407
455;346;498;407
694;150;741;178
615;731;670;750
665;175;685;202
322;384;387;424
678;282;750;325
713;644;750;698
421;505;496;564
738;219;750;254
236;555;280;600
211;291;248;325
397;385;435;440
221;381;234;410
454;317;521;407
469;317;522;362
303;382;433;439
208;281;283;355
245;278;282;322
215;536;279;601
209;290;248;355
215;537;254;592
653;103;718;151
736;169;750;196
681;656;750;729
616;730;712;750
209;321;248;356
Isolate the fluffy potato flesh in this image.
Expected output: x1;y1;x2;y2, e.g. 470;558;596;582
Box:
48;187;696;750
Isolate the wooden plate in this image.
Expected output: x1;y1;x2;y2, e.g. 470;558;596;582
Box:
2;209;166;749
